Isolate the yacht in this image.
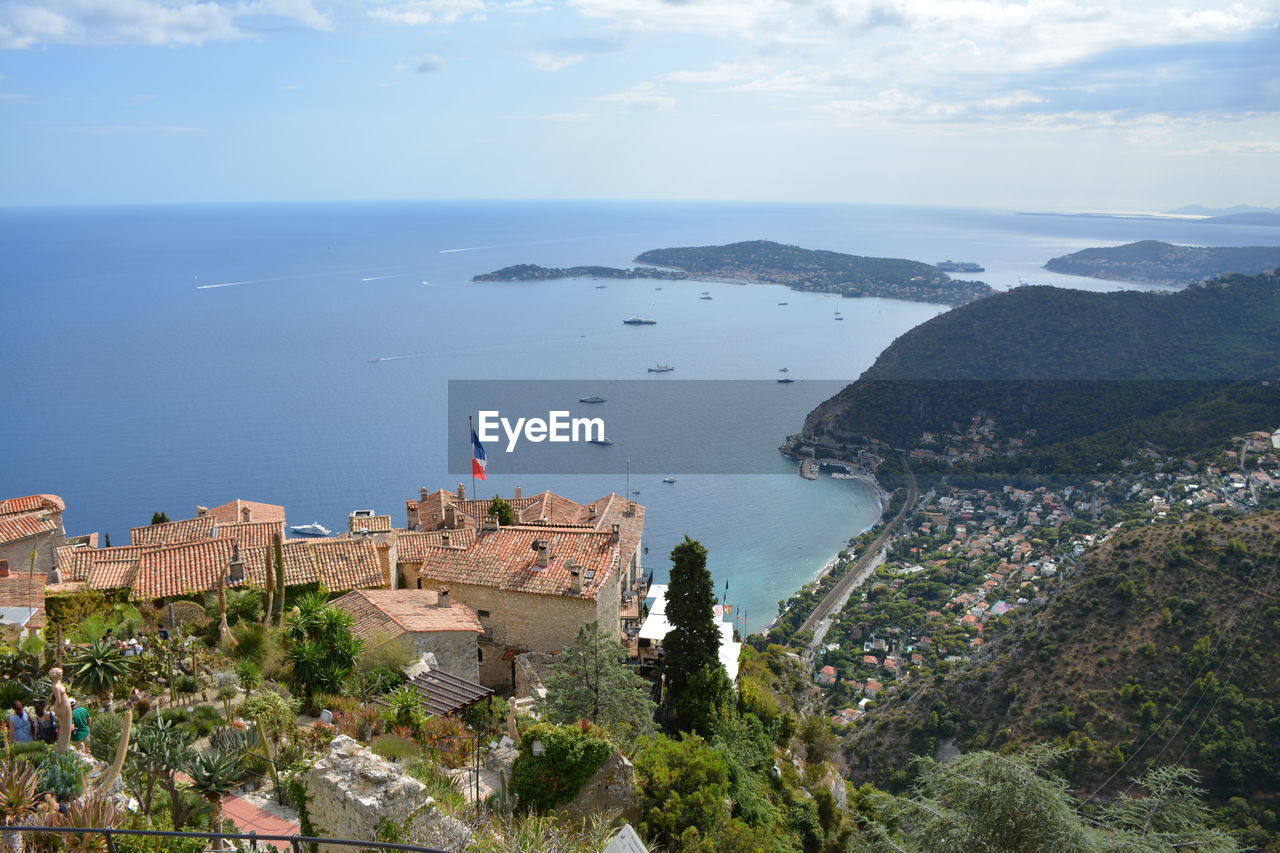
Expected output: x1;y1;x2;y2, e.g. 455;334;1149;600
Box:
777;301;789;305
777;377;795;383
578;395;606;403
290;522;331;538
662;477;677;484
779;367;789;372
648;364;675;372
623;316;658;325
700;295;713;300
589;436;615;446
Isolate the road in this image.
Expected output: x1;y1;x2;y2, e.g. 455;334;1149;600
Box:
799;461;919;660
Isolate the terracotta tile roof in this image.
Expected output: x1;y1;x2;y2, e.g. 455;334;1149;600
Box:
131;516;216;546
395;529;477;563
421;527;619;600
0;512;59;545
87;559;143;591
59;545;162;582
200;499;286;524
0;571;46;629
216;520;286;549
331;589;482;642
347;514;392;534
132;538;237;600
0;495;64;517
243;539;385;593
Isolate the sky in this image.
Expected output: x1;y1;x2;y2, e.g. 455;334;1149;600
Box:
1;0;1278;209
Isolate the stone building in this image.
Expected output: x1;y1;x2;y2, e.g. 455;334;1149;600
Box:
330;588;483;681
0;494;67;575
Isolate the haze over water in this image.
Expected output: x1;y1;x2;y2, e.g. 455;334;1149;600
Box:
3;200;1275;632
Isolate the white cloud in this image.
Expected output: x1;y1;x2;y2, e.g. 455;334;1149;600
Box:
416;52;445;71
367;0;486;26
0;0;331;48
599;80;674;109
526;49;583;71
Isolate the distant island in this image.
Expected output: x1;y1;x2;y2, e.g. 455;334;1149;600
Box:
1044;239;1280;284
474;240;995;306
1022;209;1280;227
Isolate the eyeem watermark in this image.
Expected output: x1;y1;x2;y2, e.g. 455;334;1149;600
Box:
477;410;606;452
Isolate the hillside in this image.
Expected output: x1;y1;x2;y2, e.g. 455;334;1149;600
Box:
634;240;993;305
1044;240;1280;284
798;272;1280;467
844;511;1280;834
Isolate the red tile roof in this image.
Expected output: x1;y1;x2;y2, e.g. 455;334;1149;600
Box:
200;500;286;524
216;520;287;549
331;589;482;642
395;529;477;563
58;545;161;582
132;538;238;600
0;571;46;629
0;512;59;546
421;527;619;600
243;539;385;593
0;495;64;517
347;515;392;534
131;516;216;546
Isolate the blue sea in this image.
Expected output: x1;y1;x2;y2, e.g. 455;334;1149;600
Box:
3;200;1276;632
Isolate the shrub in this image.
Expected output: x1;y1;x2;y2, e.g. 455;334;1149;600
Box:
510;723;612;811
39;749;86;802
191;705;224;737
370;733;419;763
89;711;125;763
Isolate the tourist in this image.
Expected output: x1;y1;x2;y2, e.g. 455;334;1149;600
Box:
69;698;90;752
31;699;57;744
7;700;33;743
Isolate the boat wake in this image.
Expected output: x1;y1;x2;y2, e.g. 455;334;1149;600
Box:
360;274;405;282
196;272;321;289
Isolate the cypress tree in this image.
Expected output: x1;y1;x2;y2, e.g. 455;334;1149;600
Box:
661;536;729;734
271;533;286;625
150;511;171;526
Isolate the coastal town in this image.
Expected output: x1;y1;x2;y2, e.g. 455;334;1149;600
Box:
772;423;1280;730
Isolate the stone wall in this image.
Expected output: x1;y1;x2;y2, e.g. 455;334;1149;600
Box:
302;736;471;853
407;629;479;682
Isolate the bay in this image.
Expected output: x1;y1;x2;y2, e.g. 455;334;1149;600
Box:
2;200;1273;633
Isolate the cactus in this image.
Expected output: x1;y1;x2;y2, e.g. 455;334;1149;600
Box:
95;707;132;792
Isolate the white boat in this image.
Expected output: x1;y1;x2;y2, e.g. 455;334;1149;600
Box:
623;316;657;325
589;437;614;445
662;477;676;483
779;367;789;372
648;364;674;372
291;522;330;538
579;395;606;403
700;295;713;300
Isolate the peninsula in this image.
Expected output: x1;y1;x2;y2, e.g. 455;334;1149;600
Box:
1044;239;1280;284
473;240;995;306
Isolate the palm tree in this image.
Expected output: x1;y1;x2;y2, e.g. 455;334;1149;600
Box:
68;641;130;702
0;761;41;853
185;751;243;852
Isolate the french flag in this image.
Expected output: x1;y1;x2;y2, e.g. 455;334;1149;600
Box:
471;427;487;481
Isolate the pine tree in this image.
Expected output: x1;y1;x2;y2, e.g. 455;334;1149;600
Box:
150;511;171;526
661;536;730;735
488;496;515;526
540;621;655;736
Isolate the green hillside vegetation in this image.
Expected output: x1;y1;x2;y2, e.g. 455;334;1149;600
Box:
801;272;1280;470
1044;240;1280;284
472;263;684;281
844;511;1280;847
635;240;993;305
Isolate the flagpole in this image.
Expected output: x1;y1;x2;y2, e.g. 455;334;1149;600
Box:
469;414;477;499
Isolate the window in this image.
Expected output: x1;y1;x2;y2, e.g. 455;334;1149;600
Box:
477;648;483;662
478;609;490;618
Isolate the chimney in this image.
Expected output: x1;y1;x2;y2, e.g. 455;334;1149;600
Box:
588;505;596;517
420;487;431;503
0;560;9;578
535;539;549;569
611;523;620;543
567;558;582;593
441;531;451;547
483;514;499;531
196;506;208;517
228;544;246;584
437;586;449;607
626;501;637;517
407;502;419;530
457;482;466;500
48;567;62;584
241;506;252;522
514;485;522;500
445;505;456;529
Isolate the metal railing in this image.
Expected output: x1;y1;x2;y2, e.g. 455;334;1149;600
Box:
7;826;450;853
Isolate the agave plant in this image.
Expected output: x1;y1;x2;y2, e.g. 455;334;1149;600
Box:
58;794;123;853
185;751;244;850
68;641;130;702
0;761;41;823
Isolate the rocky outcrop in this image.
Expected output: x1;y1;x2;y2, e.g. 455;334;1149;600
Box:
303;736;471;853
561;749;640;825
513;650;556;700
